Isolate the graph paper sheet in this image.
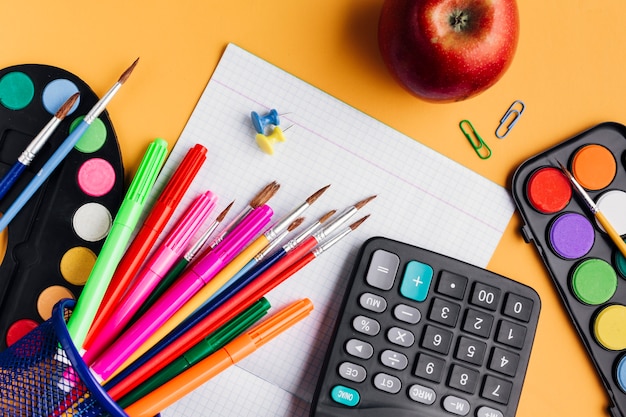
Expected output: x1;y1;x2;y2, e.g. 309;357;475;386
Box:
148;43;516;416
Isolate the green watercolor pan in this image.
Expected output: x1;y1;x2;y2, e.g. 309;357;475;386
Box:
511;122;626;417
0;64;124;350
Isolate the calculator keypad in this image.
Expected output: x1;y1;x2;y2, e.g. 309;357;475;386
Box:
311;237;540;417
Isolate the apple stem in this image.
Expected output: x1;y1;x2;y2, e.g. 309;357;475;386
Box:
450;10;470;32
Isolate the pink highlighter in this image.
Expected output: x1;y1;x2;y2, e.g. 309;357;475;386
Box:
82;190;218;363
88;204;274;381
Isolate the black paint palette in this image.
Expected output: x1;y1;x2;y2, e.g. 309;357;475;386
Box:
0;64;124;350
511;122;626;417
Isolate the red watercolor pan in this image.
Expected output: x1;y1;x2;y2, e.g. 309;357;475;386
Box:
0;64;124;350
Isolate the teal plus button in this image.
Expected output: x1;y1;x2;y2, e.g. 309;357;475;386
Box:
331;385;360;407
400;260;434;302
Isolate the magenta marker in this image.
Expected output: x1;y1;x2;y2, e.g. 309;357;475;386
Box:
88;204;273;381
82;190;218;363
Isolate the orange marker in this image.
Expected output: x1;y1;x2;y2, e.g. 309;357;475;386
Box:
124;298;313;417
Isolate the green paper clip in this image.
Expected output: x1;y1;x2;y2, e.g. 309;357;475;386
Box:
460;119;491;159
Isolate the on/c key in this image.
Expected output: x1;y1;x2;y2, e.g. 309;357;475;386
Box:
331;385;360;407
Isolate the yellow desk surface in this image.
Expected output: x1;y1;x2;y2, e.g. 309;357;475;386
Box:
3;0;624;415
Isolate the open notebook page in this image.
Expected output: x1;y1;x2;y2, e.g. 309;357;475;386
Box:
138;43;516;416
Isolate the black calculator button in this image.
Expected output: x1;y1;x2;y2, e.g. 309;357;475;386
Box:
352;315;380;336
359;292;387;313
345;339;373;359
408;384;437;405
455;336;487;366
447;364;479;394
421;325;453;354
374;373;402;394
414;353;446;382
437;271;468;300
481;375;512;405
470;282;501;311
502;293;534;322
400;260;434;302
429;297;461;327
366;250;400;290
338;362;367;383
496;320;527;349
393;303;421;324
488;347;520;377
387;326;415;348
442;395;471;416
476;406;504;417
380;349;408;370
462;309;494;338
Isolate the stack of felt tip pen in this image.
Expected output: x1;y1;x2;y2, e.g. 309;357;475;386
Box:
53;139;374;416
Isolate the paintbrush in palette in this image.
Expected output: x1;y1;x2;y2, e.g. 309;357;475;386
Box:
557;160;626;259
0;58;139;232
0;92;80;200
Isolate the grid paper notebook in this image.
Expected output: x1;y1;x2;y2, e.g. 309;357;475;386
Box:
145;43;516;416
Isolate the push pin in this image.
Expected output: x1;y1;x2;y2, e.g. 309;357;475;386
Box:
251;109;280;134
256;125;290;155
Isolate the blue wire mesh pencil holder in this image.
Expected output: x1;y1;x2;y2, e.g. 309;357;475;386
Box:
0;299;127;417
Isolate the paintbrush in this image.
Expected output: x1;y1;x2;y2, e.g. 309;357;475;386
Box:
0;92;80;201
557;160;626;259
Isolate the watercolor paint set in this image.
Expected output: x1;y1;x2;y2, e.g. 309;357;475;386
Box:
0;64;124;350
511;122;626;417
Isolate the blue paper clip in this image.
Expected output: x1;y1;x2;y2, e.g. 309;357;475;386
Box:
460;120;491;159
495;100;525;139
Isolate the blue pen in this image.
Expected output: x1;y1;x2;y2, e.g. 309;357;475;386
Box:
0;58;138;232
0;93;80;201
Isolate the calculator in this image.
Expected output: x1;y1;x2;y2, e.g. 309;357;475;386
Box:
310;237;540;417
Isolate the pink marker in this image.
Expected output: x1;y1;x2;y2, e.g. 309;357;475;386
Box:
82;190;218;363
89;204;273;381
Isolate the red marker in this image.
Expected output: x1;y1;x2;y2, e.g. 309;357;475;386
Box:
83;144;206;351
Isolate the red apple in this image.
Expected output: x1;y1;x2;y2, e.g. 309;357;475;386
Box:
378;0;519;102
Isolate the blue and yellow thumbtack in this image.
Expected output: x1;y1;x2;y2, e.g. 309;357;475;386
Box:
251;109;289;155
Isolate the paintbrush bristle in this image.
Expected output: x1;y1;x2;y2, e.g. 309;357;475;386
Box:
319;210;336;224
55;92;80;119
250;181;280;208
354;195;377;210
118;57;140;84
216;201;235;222
288;217;305;232
306;184;331;205
349;215;370;230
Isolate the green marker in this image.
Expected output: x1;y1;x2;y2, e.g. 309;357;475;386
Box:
117;297;271;407
67;138;169;350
